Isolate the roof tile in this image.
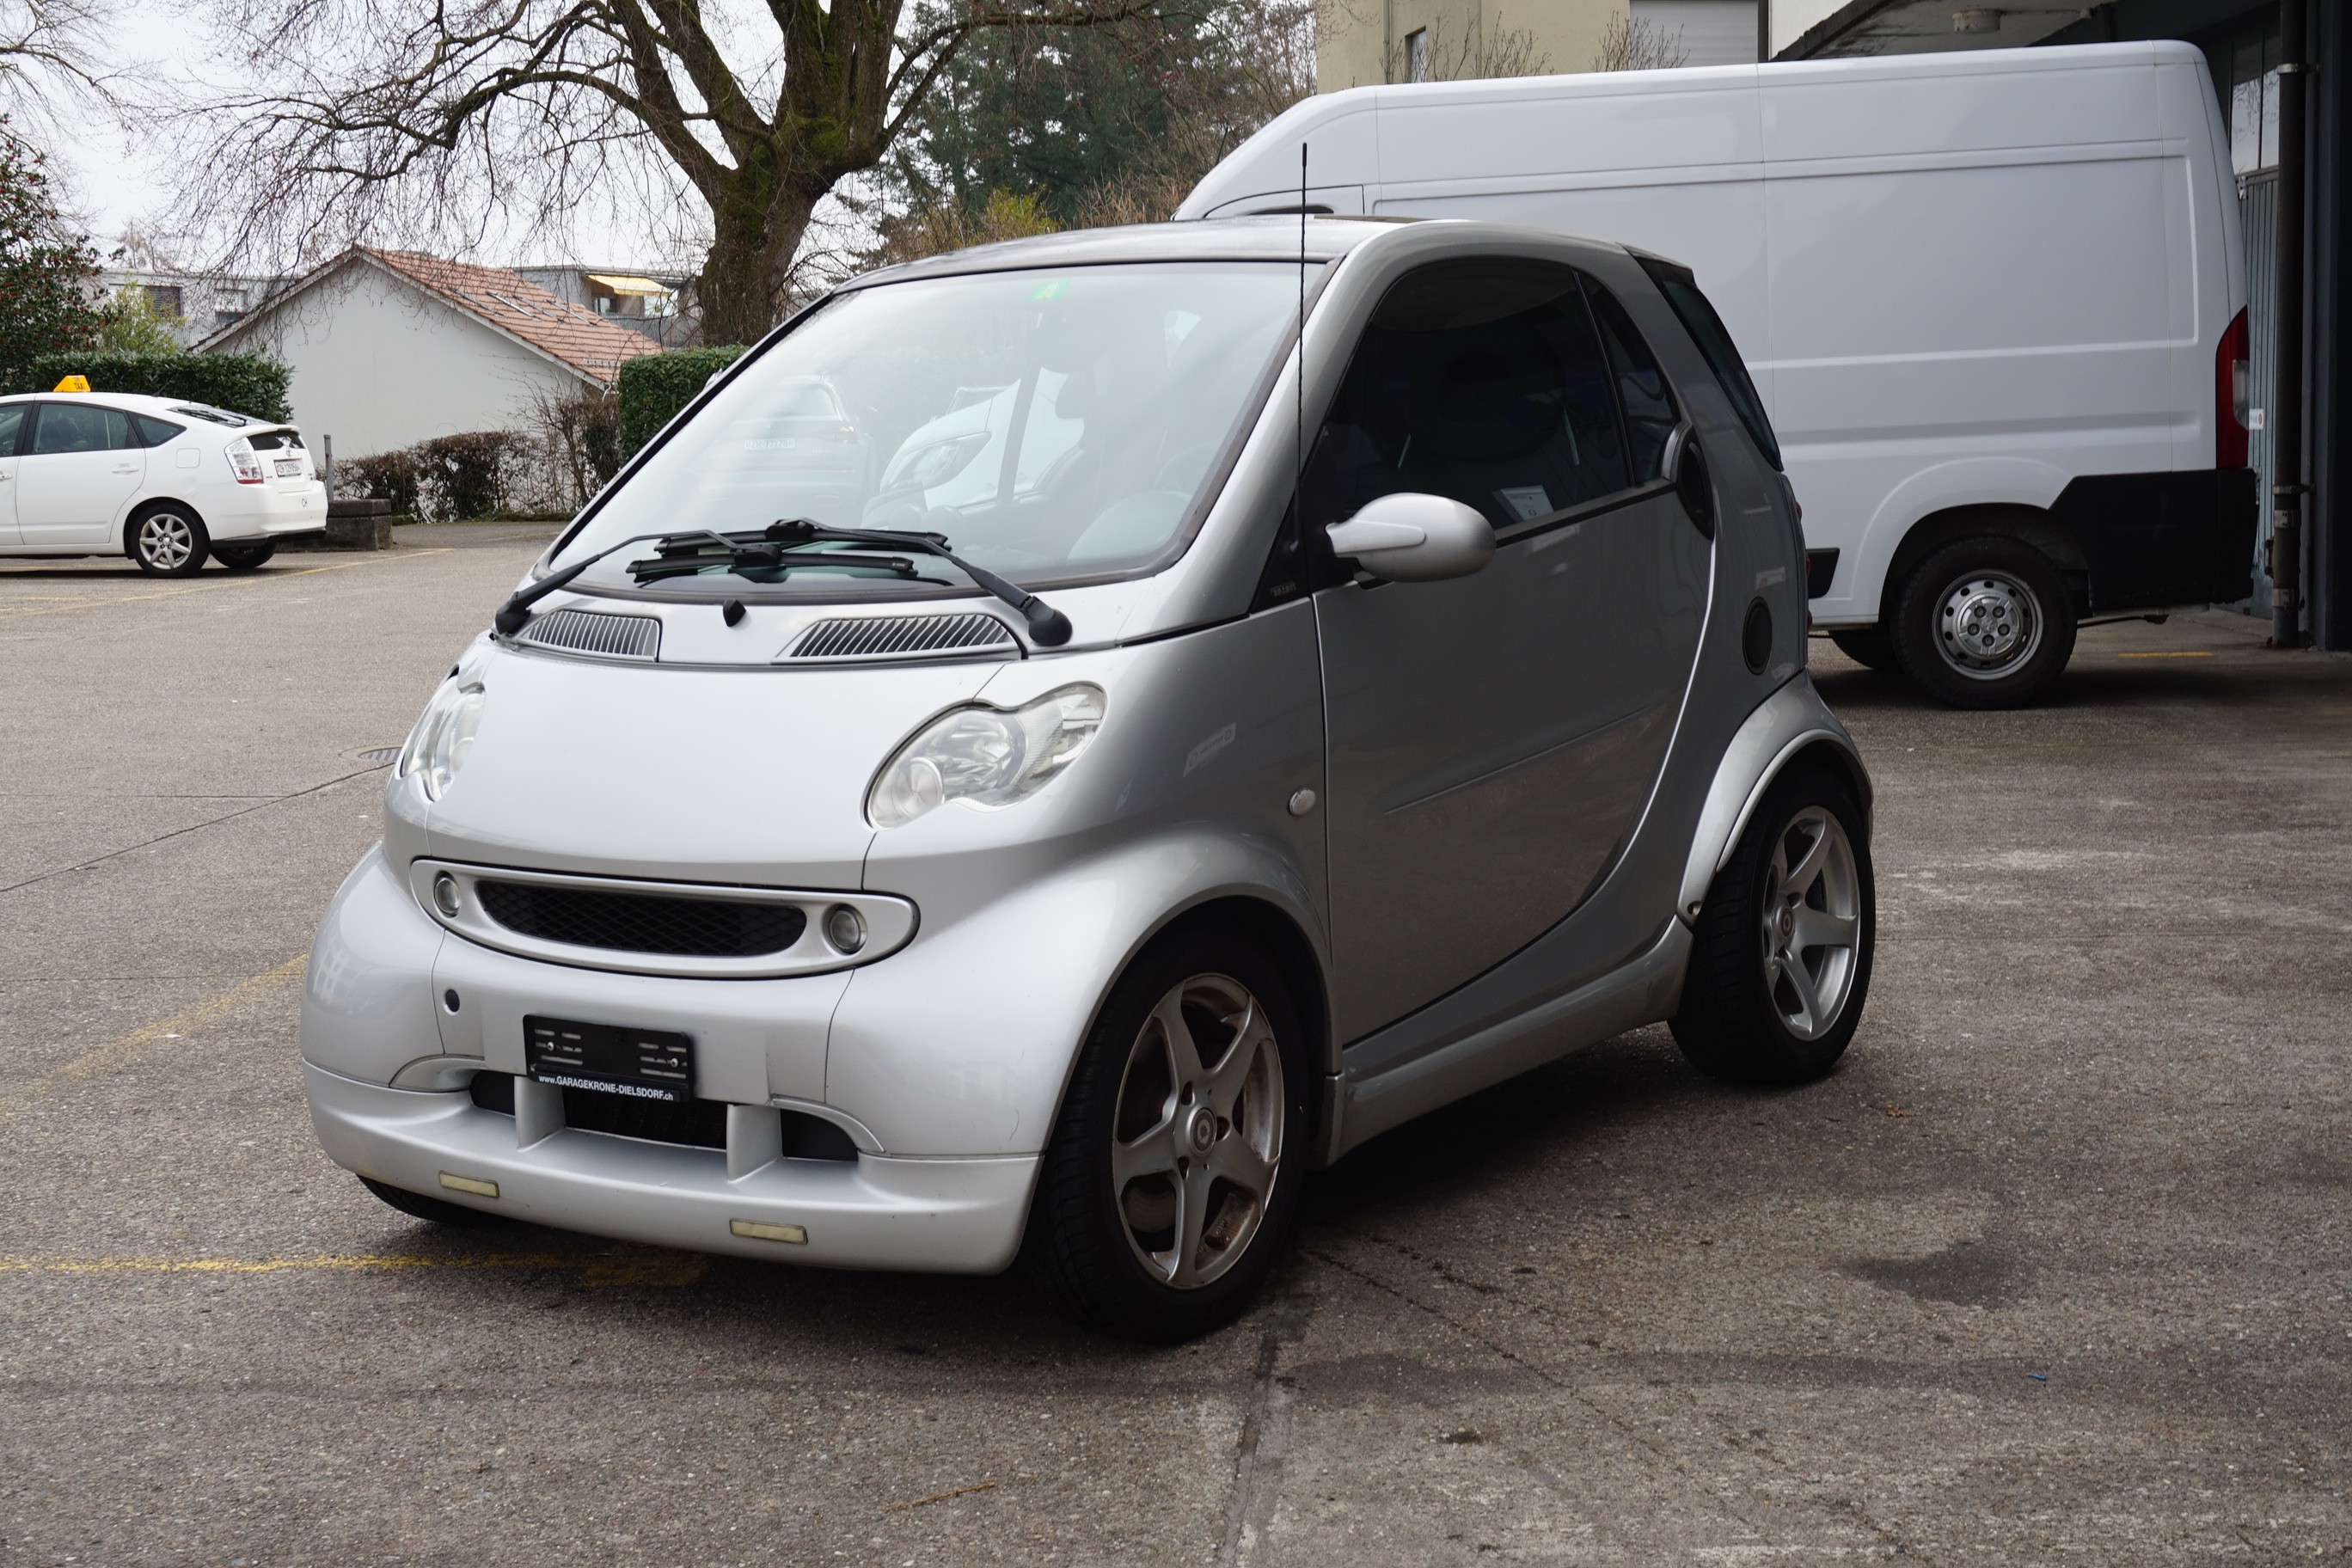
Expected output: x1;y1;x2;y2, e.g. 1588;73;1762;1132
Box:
358;247;664;383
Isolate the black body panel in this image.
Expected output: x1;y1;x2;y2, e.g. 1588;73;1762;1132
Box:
2055;469;2258;613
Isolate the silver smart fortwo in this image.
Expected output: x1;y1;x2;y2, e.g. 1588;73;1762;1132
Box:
303;218;1874;1340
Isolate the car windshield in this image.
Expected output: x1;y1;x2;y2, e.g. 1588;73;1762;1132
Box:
553;261;1302;590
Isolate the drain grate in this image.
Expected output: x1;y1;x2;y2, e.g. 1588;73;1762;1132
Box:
358;746;402;764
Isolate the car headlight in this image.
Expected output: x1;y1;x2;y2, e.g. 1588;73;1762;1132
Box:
867;684;1105;829
397;681;486;801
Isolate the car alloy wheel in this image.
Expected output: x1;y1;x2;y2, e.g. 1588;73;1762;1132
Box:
1758;805;1862;1041
1109;972;1284;1289
138;512;196;570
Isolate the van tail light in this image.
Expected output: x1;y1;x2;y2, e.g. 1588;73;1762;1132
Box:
2216;307;2250;469
224;437;265;484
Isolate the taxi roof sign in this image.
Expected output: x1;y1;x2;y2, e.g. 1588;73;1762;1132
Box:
52;374;89;392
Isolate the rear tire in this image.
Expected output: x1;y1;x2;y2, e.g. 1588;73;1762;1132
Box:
1827;628;1899;672
215;542;276;572
1025;928;1309;1342
1889;535;2076;708
1672;765;1874;1086
358;1174;507;1228
126;505;211;577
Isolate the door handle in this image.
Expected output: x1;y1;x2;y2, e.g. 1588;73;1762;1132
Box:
111;463;139;474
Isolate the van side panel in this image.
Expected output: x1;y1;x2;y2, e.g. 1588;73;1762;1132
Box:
1759;50;2191;622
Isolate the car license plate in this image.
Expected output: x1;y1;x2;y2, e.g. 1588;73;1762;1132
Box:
524;1015;694;1101
273;458;302;477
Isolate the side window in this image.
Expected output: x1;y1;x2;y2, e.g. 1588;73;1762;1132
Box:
1638;257;1782;470
1306;259;1628;532
28;402;115;455
1583;280;1679;482
131;414;185;447
0;405;25;456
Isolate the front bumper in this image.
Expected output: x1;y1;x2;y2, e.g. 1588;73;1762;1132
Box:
304;1062;1038;1272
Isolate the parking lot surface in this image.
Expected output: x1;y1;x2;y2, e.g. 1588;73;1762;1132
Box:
3;530;2348;1565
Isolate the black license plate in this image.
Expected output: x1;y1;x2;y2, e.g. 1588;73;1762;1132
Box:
524;1015;695;1101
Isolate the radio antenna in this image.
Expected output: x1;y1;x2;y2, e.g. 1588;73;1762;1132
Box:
1296;142;1308;510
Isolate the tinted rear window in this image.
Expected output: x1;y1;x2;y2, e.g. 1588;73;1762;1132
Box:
246;429;303;450
1638;259;1780;471
131;413;184;447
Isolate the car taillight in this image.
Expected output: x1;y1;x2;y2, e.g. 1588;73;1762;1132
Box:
225;438;265;484
2216;306;2250;469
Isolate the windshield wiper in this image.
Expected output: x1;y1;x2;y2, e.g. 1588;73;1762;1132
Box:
626;544;930;584
492;521;1074;646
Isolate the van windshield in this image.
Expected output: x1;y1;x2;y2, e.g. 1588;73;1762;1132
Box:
554;262;1302;590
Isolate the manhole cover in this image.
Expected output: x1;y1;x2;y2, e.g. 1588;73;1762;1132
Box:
357;746;403;764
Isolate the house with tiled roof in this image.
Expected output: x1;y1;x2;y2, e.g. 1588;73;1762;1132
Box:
200;246;665;462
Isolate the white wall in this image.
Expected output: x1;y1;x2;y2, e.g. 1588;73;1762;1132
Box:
212;262;589;459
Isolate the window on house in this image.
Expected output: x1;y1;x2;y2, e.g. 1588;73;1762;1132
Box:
217;286;248;311
2208;19;2281;176
143;284;183;318
1406;28;1430;83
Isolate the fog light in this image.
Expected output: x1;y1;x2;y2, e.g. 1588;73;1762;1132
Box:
824;903;867;954
438;1173;498;1197
432;872;461;916
731;1218;807;1244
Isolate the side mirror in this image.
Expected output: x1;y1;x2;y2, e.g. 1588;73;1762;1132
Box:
1325;493;1495;583
1661;422;1714;538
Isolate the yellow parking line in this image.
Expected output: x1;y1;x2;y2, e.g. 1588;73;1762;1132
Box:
0;953;308;1115
0;548;453;622
0;1253;582;1274
0;1243;710;1286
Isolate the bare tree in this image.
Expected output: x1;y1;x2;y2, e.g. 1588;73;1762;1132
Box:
1381;12;1549;85
0;0;126;133
178;0;1169;344
1589;13;1687;72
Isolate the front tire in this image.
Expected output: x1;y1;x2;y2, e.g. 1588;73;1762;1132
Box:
1889;535;2076;708
1026;929;1309;1342
215;542;276;572
358;1175;506;1228
1672;766;1874;1086
127;505;211;577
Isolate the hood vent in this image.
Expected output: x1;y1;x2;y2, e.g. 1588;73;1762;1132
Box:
787;612;1018;663
516;608;661;662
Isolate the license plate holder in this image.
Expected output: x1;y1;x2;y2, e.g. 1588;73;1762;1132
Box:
524;1014;695;1101
273;458;302;477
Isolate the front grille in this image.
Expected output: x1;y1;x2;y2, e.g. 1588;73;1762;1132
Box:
517;607;661;661
560;1083;729;1148
788;612;1016;661
466;1070;855;1160
477;880;805;957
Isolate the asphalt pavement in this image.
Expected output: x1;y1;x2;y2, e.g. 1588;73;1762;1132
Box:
3;528;2347;1565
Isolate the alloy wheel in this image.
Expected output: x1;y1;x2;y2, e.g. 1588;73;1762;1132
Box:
138;512;197;571
1109;973;1283;1289
1760;806;1863;1041
1932;570;2043;678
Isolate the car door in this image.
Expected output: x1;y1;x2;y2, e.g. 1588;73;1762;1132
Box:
17;402;147;548
0;405;27;544
1310;258;1712;1040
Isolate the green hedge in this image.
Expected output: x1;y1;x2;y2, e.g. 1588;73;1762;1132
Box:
10;351;293;423
619;346;748;456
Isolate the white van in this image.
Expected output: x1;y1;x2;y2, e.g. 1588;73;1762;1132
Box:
1179;42;2256;707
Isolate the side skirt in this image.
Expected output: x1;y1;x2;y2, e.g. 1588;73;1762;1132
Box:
1323;920;1690;1162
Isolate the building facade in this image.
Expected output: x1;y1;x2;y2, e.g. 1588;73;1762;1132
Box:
1318;0;1764;89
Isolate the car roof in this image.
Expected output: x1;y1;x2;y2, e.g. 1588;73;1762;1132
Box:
847;215;1637;291
0;390;278;426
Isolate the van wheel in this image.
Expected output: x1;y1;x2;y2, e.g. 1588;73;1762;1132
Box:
1826;629;1899;672
1673;765;1874;1086
127;505;211;577
1026;929;1308;1342
215;542;276;572
1890;536;2076;708
358;1175;506;1227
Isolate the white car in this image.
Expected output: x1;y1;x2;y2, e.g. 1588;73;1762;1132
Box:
0;390;327;575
